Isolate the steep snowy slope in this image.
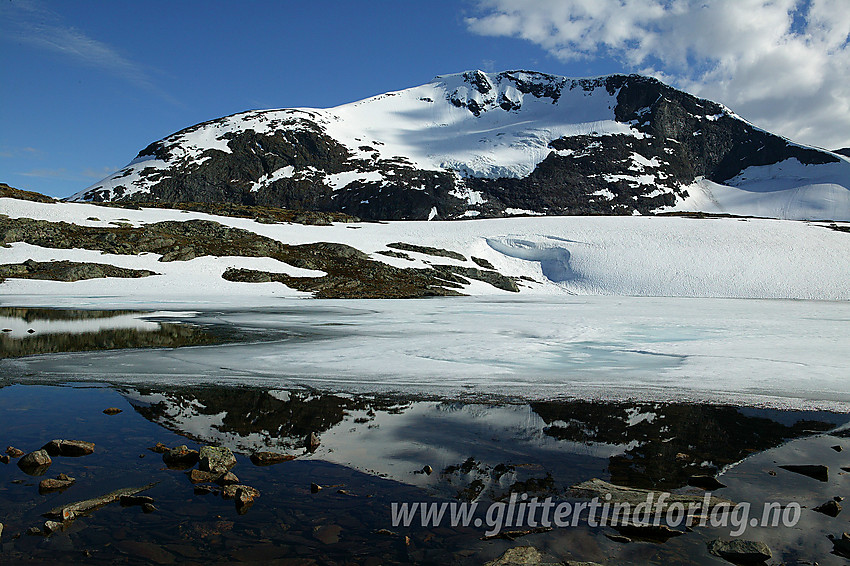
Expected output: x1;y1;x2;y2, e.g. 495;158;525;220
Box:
70;71;850;221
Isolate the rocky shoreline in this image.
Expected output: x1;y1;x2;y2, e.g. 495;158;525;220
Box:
3;382;850;564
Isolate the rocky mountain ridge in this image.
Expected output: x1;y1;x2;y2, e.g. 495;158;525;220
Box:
71;70;850;221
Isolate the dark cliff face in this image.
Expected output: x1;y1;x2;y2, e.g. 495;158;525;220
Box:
73;73;840;220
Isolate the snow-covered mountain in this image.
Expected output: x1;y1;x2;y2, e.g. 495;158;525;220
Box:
71;70;850;221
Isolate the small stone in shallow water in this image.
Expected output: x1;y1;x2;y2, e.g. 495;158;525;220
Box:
120;495;155;507
5;446;24;458
17;450;52;475
39;475;76;493
216;472;239;486
198;446;236;474
141;503;156;514
423;465;433;475
310;483;322;493
707;539;772;564
103;407;122;415
43;521;62;534
148;442;169;454
0;455;9;464
250;451;295;466
162;445;199;468
42;439;95;457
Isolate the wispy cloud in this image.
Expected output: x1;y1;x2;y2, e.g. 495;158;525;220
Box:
0;0;177;104
18;165;116;181
18;167;72;179
466;0;850;150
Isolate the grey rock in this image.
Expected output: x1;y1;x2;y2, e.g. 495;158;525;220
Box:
17;450;52;475
43;521;62;534
707;539;772;564
484;546;546;565
198;445;236;474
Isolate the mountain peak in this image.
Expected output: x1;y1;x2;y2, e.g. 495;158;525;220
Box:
70;70;850;222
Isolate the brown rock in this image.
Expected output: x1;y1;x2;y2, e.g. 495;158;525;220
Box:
313;524;341;545
187;470;214;484
6;446;24;458
250;451;296;466
39;476;76;494
0;455;9;464
162;445;199;469
149;442;169;453
120;495;155;507
5;446;24;458
103;407;122;415
42;439;95;457
216;471;239;486
222;484;259;501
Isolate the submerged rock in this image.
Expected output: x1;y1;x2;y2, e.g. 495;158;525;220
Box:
483;546;545;565
6;446;25;458
162;445;199;468
42;439;95;457
103;407;122;415
707;539;771;564
250;451;295;466
39;474;76;494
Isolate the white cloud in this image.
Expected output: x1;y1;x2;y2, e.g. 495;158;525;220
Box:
467;0;850;149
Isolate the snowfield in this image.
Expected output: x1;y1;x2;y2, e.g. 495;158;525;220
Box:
2;197;850;302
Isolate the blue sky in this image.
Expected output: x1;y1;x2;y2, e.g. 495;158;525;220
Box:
2;0;848;198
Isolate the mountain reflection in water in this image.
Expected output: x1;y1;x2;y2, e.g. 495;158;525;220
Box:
0;307;223;358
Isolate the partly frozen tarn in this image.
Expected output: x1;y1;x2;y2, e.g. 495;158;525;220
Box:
2;296;849;411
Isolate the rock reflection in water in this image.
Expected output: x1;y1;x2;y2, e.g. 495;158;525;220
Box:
0;307;223;358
